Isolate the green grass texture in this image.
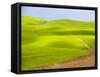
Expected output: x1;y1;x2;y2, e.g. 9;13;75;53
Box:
21;16;95;71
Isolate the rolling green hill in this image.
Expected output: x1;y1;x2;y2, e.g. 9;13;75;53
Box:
21;16;95;71
22;16;47;25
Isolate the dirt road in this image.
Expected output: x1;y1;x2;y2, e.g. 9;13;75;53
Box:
33;48;95;70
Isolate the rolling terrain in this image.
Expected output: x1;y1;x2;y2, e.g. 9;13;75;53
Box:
21;16;95;71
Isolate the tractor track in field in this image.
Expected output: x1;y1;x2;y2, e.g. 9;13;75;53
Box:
32;48;95;70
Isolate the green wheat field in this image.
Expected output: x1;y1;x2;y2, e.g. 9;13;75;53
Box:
21;16;95;71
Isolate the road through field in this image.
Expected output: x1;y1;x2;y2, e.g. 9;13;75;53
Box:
33;48;95;70
21;16;95;71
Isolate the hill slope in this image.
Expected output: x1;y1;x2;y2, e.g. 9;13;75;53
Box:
21;16;95;71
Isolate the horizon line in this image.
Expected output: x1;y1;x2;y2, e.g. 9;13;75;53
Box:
22;15;95;22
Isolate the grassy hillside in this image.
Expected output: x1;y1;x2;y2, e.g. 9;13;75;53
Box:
21;16;95;71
